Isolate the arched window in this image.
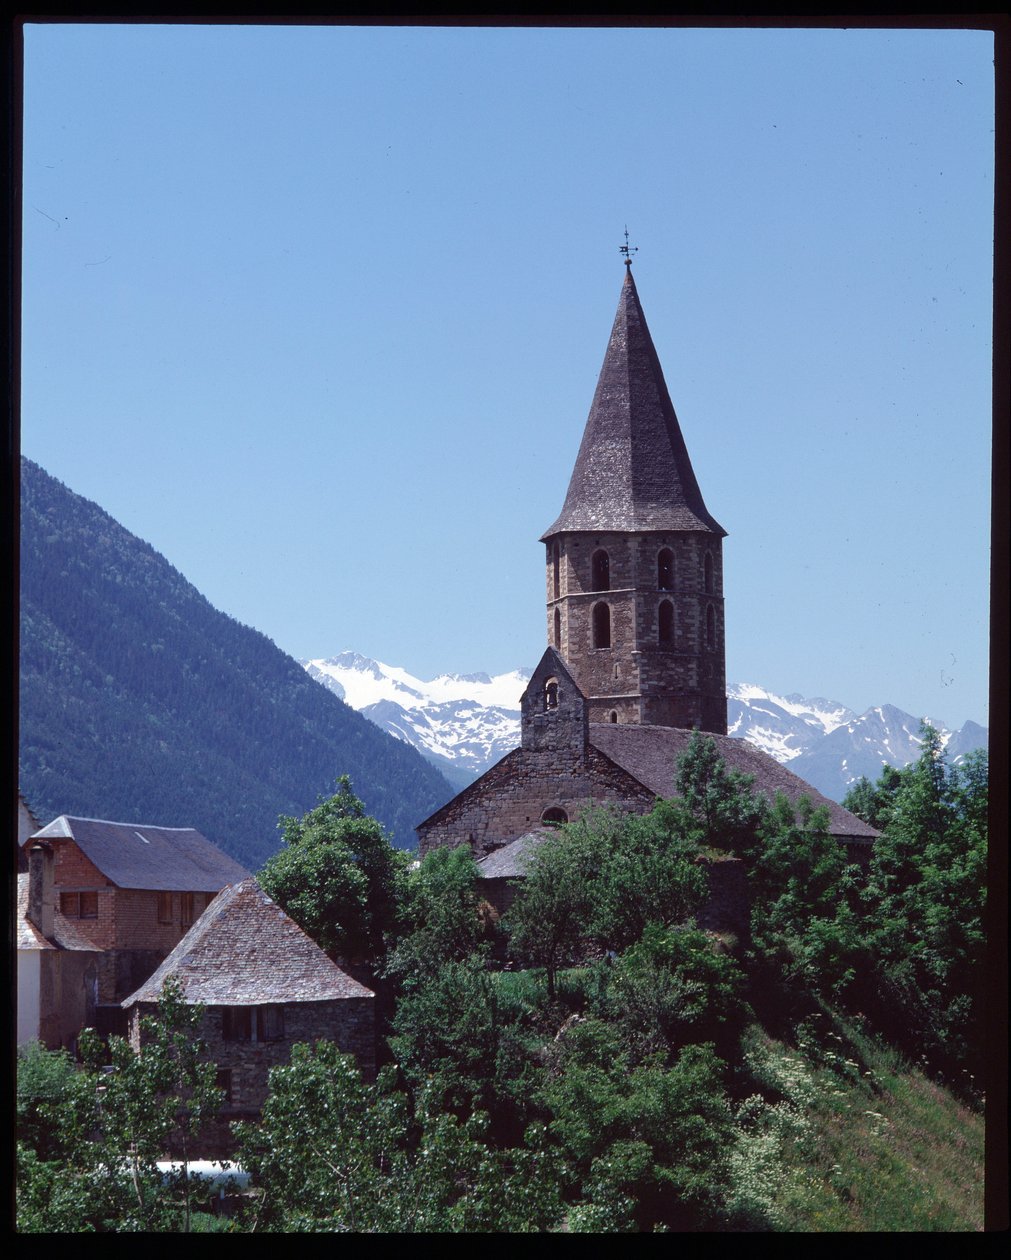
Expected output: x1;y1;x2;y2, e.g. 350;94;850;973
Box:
552;541;560;600
544;678;559;710
706;604;716;651
553;606;561;648
591;549;610;592
541;806;568;827
609;710;618;724
658;599;674;644
592;602;611;649
704;552;714;595
657;548;674;590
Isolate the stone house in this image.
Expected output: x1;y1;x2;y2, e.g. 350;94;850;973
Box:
21;814;250;1035
122;879;375;1152
419;264;876;903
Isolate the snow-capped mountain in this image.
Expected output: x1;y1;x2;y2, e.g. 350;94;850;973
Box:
726;684;856;762
787;704;945;803
303;652;531;792
721;685;986;799
302;653;987;802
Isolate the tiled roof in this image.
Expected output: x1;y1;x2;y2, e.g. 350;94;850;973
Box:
122;879;374;1007
542;268;726;539
476;831;550;879
16;873;102;952
589;724;877;842
31;816;250;892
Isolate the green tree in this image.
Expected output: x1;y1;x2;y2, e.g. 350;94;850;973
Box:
259;775;407;969
506;819;603;998
541;1020;734;1232
606;924;748;1061
236;1041;563;1232
863;730;987;1079
388;956;502;1117
748;793;863;996
17;1040;85;1162
673;730;768;855
842;763;904;830
588;803;709;951
16;979;224;1232
507;800;710;991
386;843;484;986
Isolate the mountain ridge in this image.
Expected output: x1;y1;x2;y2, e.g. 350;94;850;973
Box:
303;654;988;802
19;459;455;866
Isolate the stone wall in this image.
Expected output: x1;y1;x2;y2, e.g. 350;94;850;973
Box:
418;746;654;859
694;856;750;945
545;530;726;734
130;996;376;1158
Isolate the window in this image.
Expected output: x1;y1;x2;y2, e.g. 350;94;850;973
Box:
657;548;674;590
181;892;195;926
591;549;610;591
545;678;559;710
704;552;714;595
609;711;618;724
222;1007;252;1042
215;1069;233;1103
157;892;173;924
259;1005;285;1042
706;604;716;651
658;600;674;644
59;891;98;919
552;541;560;600
592;602;611;648
553;606;561;648
541;807;568;827
222;1006;285;1043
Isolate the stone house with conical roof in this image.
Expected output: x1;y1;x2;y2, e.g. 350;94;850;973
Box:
417;264;875;886
123;878;375;1151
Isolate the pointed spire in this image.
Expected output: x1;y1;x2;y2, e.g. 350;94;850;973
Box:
542;269;725;538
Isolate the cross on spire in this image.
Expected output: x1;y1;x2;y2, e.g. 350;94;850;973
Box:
619;225;638;267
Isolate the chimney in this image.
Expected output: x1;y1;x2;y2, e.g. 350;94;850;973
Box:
27;842;55;939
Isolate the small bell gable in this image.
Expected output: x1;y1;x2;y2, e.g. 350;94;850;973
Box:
521;647;589;755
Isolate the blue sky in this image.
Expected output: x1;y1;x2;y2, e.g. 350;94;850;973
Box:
21;23;993;730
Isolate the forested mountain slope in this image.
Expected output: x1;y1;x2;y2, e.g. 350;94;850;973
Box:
19;459;453;868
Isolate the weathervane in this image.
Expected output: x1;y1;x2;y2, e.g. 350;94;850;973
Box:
619;225;638;267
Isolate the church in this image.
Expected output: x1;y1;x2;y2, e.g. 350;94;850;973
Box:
416;260;876;869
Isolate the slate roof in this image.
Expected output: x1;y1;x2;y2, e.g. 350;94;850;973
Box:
16;874;102;952
477;831;550;879
589;724;877;843
30;816;250;892
122;879;374;1007
542;268;726;539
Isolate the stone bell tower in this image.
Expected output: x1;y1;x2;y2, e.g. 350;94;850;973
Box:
540;262;728;735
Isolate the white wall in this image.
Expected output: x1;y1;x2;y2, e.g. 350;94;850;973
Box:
17;948;42;1046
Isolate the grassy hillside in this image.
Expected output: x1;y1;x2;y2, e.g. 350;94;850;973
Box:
729;1015;983;1231
19;458;453;867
